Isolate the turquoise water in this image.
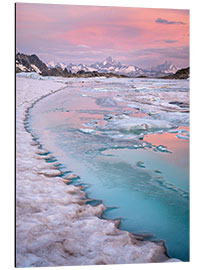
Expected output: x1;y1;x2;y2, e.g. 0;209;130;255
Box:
29;78;189;261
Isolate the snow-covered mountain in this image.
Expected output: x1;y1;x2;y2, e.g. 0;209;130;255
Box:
88;57;144;76
16;53;48;74
16;52;178;78
48;57;144;76
46;61;55;69
47;61;66;70
149;61;178;74
48;57;178;77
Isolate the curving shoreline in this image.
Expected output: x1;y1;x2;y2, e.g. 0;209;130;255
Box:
16;76;179;267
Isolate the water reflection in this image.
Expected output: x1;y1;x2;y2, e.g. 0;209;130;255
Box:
29;78;189;261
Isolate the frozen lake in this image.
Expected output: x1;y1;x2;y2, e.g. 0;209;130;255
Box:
29;77;189;261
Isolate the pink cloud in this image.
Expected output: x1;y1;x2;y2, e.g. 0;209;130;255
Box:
54;6;189;51
16;3;189;67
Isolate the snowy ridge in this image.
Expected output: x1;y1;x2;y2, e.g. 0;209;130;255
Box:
48;62;67;70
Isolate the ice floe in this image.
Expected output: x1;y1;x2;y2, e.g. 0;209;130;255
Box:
101;114;176;134
96;96;118;107
150;111;189;126
176;134;189;140
79;128;96;134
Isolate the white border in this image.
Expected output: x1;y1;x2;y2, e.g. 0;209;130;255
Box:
1;0;203;269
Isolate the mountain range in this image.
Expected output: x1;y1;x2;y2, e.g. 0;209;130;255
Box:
47;56;178;77
16;53;127;78
16;53;188;79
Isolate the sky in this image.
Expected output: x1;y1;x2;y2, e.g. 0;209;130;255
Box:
16;3;189;68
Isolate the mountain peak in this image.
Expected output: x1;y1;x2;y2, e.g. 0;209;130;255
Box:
106;56;113;62
47;61;56;68
151;61;178;74
16;52;48;73
163;60;172;65
102;56;117;67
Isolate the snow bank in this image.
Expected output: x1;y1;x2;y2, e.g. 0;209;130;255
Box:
16;76;176;267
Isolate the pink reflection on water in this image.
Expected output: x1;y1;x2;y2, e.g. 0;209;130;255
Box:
145;126;189;170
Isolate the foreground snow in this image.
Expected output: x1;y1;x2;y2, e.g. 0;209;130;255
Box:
16;76;179;267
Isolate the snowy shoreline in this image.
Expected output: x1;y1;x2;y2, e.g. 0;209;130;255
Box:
16;76;179;267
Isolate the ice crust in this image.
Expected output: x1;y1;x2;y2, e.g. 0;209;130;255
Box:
150;112;189;126
118;88;189;119
101;114;177;134
16;77;173;267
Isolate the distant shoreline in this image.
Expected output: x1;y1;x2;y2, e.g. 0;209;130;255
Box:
16;70;189;80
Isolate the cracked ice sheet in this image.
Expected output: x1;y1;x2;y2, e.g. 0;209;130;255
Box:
16;76;173;267
115;84;189;114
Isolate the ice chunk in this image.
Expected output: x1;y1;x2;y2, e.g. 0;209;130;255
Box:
168;129;179;133
101;115;176;134
149;112;189;126
154;170;162;174
136;161;145;168
176;134;189;140
123;110;132;115
104;114;114;121
178;129;189;136
83;121;98;128
81;94;92;97
96;97;118;107
79;128;96;134
155;145;171;153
